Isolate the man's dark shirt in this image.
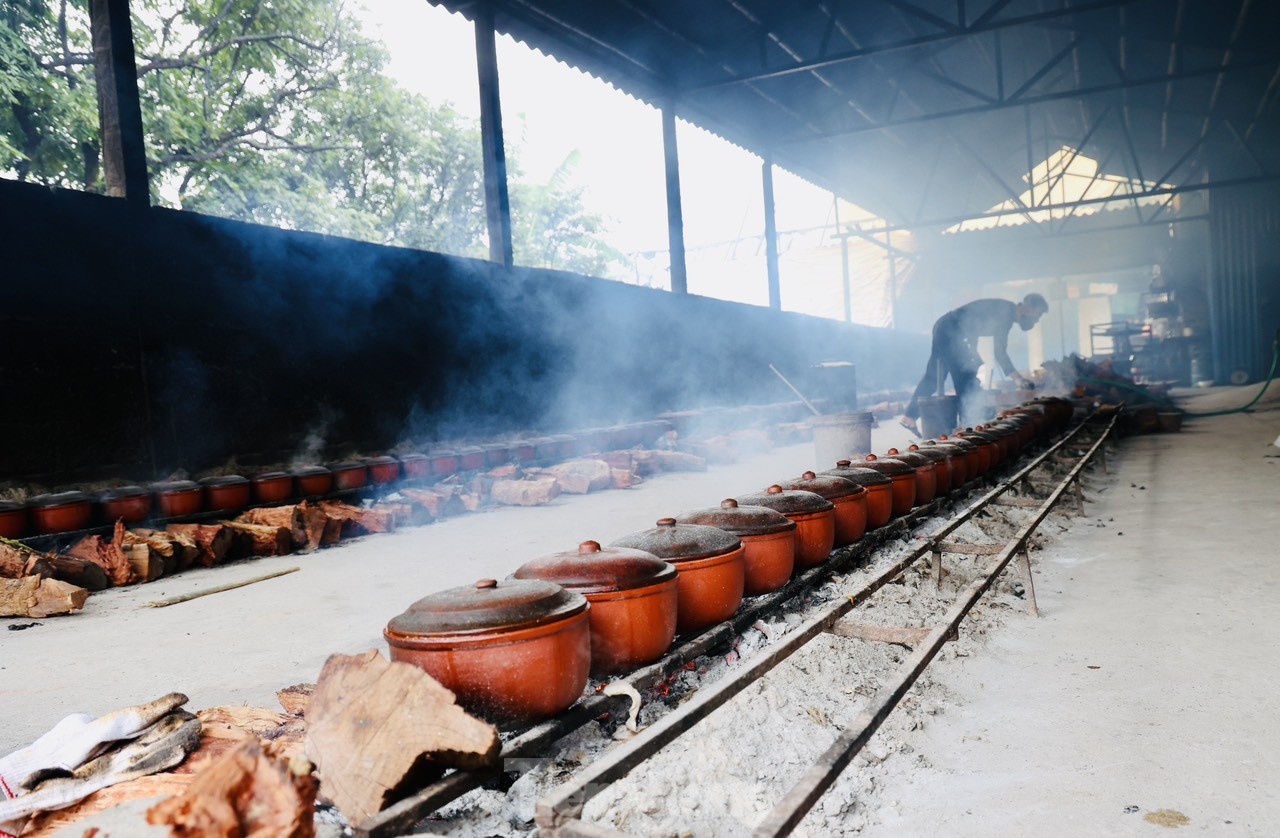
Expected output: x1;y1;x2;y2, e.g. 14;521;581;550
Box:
939;298;1018;376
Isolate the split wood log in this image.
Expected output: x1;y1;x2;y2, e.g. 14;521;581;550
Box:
277;683;314;717
132;528;200;572
0;542;55;580
237;501;331;552
0;576;89;618
371;501;432;529
65;521;139;586
317;501;395;538
175;706;307;776
545;459;613;494
126;542;165;582
632;449;707;476
611;467;642;489
147;736;317;837
23;773;195;837
489;476;561;507
400;487;465;518
223;521;294;558
43;555;109;592
165;523;235;568
305;650;500;824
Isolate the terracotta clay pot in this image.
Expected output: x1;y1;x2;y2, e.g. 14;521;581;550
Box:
675;500;795;596
920;442;968;487
481;442;511;468
251;472;295;504
456;446;486;472
29;491;94;534
293;466;334;497
547;434;577;462
200;475;251;513
509;440;537;466
884;449;937;504
735;486;836;570
398;454;432;480
936;435;981;480
151;481;204;518
904;444;952;495
364;456;402;485
97;485;152;524
427;449;460;478
821;463;894;529
855;455;918;516
328;461;368;491
385;578;590;725
777;471;867;547
514;541;678;674
0;500;28;539
610;518;745;634
956;430;998;473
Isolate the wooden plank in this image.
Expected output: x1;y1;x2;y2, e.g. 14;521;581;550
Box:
991;496;1044;508
937;541;1003;555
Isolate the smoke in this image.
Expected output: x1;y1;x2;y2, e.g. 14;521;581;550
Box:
290;406;339;469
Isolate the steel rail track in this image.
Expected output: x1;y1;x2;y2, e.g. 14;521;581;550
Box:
356;410;1113;837
535;411;1117;837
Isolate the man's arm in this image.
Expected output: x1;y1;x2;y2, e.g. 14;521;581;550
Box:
992;326;1018;378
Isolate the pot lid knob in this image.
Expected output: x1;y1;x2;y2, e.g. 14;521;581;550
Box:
720;498;739;509
767;485;784;494
656;518;677;527
865;454;879;461
909;444;920;451
578;540;602;554
802;471;817;479
475;579;498;589
836;459;851;467
887;448;900;455
940;434;950;440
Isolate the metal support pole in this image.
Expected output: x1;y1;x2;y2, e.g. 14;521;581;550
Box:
762;158;782;310
840;235;852;322
88;0;150;209
1017;547;1039;617
931;547;943;592
474;4;513;267
661;104;688;295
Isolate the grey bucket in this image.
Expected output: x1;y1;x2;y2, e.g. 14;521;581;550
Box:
919;396;959;439
812;412;874;466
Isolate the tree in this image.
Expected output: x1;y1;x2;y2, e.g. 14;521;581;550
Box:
2;0;622;275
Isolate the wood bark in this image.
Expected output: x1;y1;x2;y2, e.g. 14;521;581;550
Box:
44;556;109;592
317;501;395;538
399;487;466;518
305;650;500;824
0;542;55;580
24;774;195;837
165;523;235;567
545;459;613;494
237;502;330;552
223;521;293;557
65;521;139;586
489;477;561;507
132;528;200;572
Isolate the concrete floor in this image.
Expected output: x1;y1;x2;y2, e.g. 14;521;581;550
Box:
866;404;1280;835
0;420;918;755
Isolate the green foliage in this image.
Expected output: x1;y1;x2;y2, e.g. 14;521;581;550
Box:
1;0;622;276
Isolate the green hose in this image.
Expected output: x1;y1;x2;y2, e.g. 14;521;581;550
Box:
1074;338;1280;418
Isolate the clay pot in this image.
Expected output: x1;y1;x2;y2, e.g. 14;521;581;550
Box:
328;461;368;491
821;463;894;529
29;491;94;535
956;430;998;472
200;475;251;513
854;455;917;516
509;440;537;466
427;448;460;478
905;444;952;495
546;434;577;462
364;456;402;485
456;446;486;472
251;472;294;504
575;428;613;456
97;485;152;524
151;481;204;518
514;541;678;674
398;454;432;480
735;486;836;570
777;471;867;547
385;578;590;724
884;449;937;504
0;500;28;539
481;442;512;468
293;466;334;497
935;435;981;480
920;442;968;486
610;519;745;634
675;500;796;596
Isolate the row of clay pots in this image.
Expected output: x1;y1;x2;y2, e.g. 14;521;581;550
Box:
382;397;1076;726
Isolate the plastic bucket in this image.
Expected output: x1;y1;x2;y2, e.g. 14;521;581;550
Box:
812;412;873;465
919;396;959;439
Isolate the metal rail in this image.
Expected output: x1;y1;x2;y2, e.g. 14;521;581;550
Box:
535;412;1116;836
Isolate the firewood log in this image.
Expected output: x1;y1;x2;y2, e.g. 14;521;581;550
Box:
400;487;465;518
304;650;499;824
165;523;235;568
223;521;293;558
65;521;139;586
489;476;561;507
44;555;109;592
132;528;199;572
121;531;169;581
0;576;89;618
545;459;613;494
0;542;55;580
237;502;330;552
317;501;394;539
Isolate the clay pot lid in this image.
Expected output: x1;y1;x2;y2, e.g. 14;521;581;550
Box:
776;471;865;500
363;455;399;466
821;462;892;486
675;499;797;536
292;465;332;477
932;435;977;452
884;448;933;468
0;499;26;512
28;491;92;508
736;485;835;516
609;518;743;562
150;480;201;494
853;454;915;477
326;460;367;472
513;540;676;595
198;475;249;488
398;452;428;461
252;471;292;483
957;429;997;444
905;444;951;463
387;578;587;637
545;434;575;443
479;442;510;452
98;485;150;500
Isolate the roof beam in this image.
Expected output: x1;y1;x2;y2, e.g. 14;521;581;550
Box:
686;0;1138;91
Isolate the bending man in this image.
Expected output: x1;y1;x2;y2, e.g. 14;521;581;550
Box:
900;293;1049;436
